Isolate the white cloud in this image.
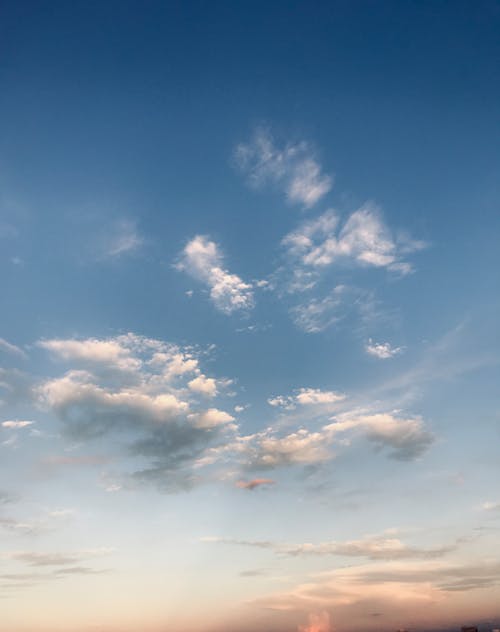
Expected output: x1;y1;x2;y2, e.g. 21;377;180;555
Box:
1;420;34;429
365;339;403;359
189;408;235;429
188;375;218;397
177;235;254;314
282;204;424;281
234;128;332;208
268;388;345;410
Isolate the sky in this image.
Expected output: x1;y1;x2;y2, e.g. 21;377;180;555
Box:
1;2;500;631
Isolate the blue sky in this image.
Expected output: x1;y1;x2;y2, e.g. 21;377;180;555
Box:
1;2;499;632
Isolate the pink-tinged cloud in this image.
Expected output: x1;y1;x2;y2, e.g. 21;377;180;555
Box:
236;478;276;490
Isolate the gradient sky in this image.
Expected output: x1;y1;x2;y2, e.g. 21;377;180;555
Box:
1;2;500;632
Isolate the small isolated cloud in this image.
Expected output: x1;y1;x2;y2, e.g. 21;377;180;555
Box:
2;420;34;429
482;501;500;512
365;340;403;359
176;235;254;314
234;128;332;208
0;338;26;358
97;219;143;259
235;478;276;491
268;388;345;411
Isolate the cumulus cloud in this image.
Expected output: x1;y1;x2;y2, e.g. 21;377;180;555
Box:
234;128;332;208
326;413;434;461
268;388;345;410
37;334;238;491
188;375;218;397
365;340;403;359
176;235;254;314
215;408;433;472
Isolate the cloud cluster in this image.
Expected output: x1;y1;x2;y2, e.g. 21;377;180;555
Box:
37;334;238;491
206;407;433;475
234;128;332;208
283;205;424;285
33;335;433;492
177;235;254;314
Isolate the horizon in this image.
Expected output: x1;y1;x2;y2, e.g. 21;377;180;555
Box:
1;2;499;632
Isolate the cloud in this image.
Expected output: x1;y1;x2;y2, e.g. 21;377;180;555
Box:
217;408;433;472
290;287;348;333
268;388;345;410
176;235;254;314
235;478;276;491
0;338;26;358
234;128;332;208
5;548;113;567
97;219;143;259
37;334;238;492
246;558;500;624
482;501;500;512
202;531;457;561
283;205;424;277
365;340;403;359
1;420;34;429
326;412;434;461
188;375;218;397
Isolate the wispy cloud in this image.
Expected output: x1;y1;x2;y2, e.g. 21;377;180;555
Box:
235;478;276;491
96;219;144;259
202;530;457;561
0;338;26;358
282;204;425;287
234;128;333;208
176;235;254;314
